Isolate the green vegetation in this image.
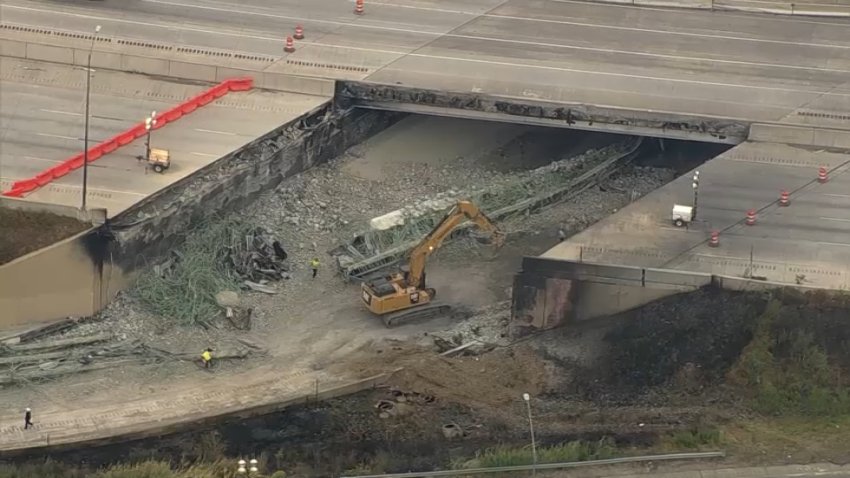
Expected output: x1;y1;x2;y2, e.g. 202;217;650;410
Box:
729;298;850;417
668;427;724;449
470;438;617;468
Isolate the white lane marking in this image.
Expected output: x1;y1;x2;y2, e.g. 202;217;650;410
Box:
820;216;850;223
824;193;850;199
818;241;850;248
35;132;78;141
191;151;219;157
43;183;149;197
39;109;81;116
194;128;236;135
24;155;61;163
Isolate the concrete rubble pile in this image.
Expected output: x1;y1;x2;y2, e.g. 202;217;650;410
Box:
0;317;267;387
332;137;643;279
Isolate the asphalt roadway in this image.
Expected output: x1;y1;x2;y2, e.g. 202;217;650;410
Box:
3;0;850;129
0;58;327;215
545;138;850;289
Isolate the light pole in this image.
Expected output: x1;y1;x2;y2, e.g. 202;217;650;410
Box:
691;170;700;220
522;393;538;476
81;24;102;210
144;111;157;160
237;458;259;477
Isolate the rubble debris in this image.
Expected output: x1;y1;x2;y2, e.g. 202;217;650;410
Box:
0;317;82;346
4;332;113;353
135;218;290;325
244;281;277;294
332;137;644;279
215;290;241;308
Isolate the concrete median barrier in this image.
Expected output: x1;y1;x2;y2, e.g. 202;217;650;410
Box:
750;123;850;149
169;61;217;82
25;42;73;64
578;0;850;16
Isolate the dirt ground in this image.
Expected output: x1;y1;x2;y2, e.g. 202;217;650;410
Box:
0;209;88;264
10;116;817;473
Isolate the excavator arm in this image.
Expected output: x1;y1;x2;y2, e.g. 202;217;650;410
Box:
406;200;504;289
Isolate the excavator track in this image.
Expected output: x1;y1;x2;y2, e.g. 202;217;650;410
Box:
382;303;452;328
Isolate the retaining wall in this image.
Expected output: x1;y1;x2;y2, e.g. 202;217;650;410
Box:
511;257;827;333
0;101;401;329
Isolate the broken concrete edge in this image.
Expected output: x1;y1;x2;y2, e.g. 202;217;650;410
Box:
335;137;645;280
510;257;847;330
101;103;403;275
0;196;106;226
0;370;401;457
334;81;750;144
575;0;850;17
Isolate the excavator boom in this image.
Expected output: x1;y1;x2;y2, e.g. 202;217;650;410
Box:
407;200;503;289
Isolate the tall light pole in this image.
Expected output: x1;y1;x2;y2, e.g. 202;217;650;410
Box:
691;170;700;220
144;111;157;160
522;393;538;476
81;24;102;210
237;458;259;477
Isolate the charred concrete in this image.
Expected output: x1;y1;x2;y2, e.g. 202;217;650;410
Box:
102;103;403;273
335;81;749;145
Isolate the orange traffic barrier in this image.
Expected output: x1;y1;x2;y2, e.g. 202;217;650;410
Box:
745;209;756;226
2;77;255;197
355;0;364;14
818;166;828;183
708;230;720;247
284;36;296;53
779;190;790;206
294;25;304;40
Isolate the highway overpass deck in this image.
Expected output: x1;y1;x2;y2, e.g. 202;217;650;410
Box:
3;0;850;139
0;58;327;215
545;139;850;290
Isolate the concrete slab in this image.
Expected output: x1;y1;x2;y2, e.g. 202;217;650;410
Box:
546;141;850;289
0;58;329;216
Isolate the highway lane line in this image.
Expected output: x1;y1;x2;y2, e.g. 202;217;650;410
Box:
24;155;62;164
35;132;78;141
39;109;81;116
818;241;850;248
191;151;219;157
819;216;850;223
824;193;850;199
194;128;236;135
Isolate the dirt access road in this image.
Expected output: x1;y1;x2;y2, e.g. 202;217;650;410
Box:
0;116;675;453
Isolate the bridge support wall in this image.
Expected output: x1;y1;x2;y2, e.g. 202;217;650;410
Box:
511;257;820;334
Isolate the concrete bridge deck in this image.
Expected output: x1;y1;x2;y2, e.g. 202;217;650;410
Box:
3;0;850;141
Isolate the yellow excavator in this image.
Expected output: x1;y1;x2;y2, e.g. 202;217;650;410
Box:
361;200;504;327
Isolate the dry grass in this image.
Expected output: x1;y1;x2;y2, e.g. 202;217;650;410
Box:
0;208;88;265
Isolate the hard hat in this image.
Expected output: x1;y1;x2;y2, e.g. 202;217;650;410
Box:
25;408;31;412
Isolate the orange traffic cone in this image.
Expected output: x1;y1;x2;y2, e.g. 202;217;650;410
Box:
284;36;295;53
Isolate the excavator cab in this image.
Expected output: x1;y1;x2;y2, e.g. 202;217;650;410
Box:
361;200;503;327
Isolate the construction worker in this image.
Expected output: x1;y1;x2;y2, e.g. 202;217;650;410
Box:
24;408;33;429
201;348;213;369
310;257;320;278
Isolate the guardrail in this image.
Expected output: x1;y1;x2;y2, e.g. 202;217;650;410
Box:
340;451;726;478
1;77;253;198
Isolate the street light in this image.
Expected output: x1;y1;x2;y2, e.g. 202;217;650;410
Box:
81;24;102;210
691;170;700;220
144;111;157;160
522;393;538;476
237;458;259;476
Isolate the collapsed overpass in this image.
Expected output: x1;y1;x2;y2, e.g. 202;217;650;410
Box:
334;81;749;145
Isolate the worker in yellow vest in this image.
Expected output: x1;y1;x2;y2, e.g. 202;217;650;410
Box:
201;348;213;369
310;257;320;278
